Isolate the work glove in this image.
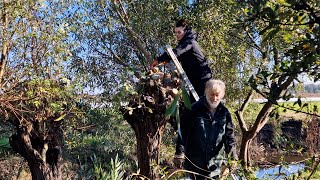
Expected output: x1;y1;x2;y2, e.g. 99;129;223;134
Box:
150;59;158;69
173;153;185;169
220;160;238;178
150;59;168;70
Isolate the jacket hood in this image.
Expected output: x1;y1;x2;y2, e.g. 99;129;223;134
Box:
178;29;198;44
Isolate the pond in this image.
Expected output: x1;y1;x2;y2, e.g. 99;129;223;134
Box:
256;163;305;179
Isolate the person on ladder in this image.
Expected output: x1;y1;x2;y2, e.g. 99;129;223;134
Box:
150;19;212;168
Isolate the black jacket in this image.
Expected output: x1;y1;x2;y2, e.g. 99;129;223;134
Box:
157;30;212;96
181;97;238;178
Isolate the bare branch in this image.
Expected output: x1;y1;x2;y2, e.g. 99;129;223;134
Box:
235;89;253;133
118;0;129;24
300;0;320;23
245;28;263;53
111;0;153;65
307;156;320;180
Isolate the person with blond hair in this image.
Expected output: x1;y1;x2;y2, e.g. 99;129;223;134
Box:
181;79;238;179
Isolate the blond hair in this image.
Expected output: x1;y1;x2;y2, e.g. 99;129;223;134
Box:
205;79;226;96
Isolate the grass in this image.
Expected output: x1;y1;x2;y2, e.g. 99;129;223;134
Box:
238;101;320;124
276;101;320;119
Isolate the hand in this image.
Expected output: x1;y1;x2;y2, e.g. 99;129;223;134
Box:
221;160;238;178
150;59;158;69
228;160;238;170
220;165;230;177
173;154;185;169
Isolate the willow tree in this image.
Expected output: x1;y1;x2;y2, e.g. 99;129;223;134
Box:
68;0;249;178
0;1;76;179
69;1;187;177
234;0;320;170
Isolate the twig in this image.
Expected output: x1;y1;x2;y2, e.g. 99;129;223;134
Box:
307;157;320;180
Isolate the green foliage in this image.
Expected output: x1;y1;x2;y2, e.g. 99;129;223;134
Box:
0;133;12;157
243;102;264;123
165;94;179;117
109;154;125;180
66;108;134;149
240;0;320;101
165;86;193;117
278;101;320;116
64;106;137;176
68;0;250;102
189;1;250;101
81;154;127;180
181;87;192;110
89;154;109;180
0;137;10;149
235;1;319;168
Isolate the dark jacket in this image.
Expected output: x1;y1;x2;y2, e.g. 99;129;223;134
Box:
181;97;238;178
157;29;212;96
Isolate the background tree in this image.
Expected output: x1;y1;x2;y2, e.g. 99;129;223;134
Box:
0;0;77;179
235;0;320;170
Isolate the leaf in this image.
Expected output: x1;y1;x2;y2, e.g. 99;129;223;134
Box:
297;98;302;107
148;108;153;113
262;28;280;43
54;113;66;121
301;103;309;109
165;94;179;117
0;138;10;149
181;87;191;110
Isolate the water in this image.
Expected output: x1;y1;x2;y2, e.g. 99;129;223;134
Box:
256;163;305;179
253;97;320;103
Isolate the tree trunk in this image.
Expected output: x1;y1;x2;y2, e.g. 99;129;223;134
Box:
239;133;252;170
130;116;166;179
10;126;63;180
0;0;9;84
28;163;61;180
122;72;177;179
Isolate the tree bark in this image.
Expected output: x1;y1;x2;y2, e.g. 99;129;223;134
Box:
0;0;9;84
236;91;273;170
122;71;177;179
239;133;252;169
10;125;63;180
128;115;166;179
